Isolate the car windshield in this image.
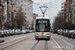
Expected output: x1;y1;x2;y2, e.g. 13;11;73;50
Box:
70;31;73;32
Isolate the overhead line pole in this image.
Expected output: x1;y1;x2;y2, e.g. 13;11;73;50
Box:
39;6;48;17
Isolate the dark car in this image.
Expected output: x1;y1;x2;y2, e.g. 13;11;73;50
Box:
71;30;75;39
53;30;57;33
68;30;73;38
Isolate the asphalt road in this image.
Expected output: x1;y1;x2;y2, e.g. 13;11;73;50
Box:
0;33;75;50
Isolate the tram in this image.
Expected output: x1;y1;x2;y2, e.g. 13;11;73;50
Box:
35;17;51;40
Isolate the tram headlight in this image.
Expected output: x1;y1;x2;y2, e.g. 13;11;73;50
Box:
46;33;50;35
37;33;39;35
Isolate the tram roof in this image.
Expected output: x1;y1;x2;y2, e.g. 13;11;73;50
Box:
36;17;49;19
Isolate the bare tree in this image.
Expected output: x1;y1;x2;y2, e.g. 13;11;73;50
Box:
53;13;64;29
16;7;25;29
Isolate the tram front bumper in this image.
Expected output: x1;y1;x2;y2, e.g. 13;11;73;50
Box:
35;36;50;39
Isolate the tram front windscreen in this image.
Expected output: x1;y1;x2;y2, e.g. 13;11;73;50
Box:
36;19;50;32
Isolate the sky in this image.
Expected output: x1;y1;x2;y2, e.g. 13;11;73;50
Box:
32;0;65;26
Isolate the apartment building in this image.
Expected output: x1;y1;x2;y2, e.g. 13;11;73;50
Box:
61;1;64;18
0;0;4;29
33;13;38;31
19;0;33;29
72;0;75;24
64;0;69;22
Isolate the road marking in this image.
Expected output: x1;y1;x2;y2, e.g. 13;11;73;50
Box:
45;40;48;50
51;36;62;50
53;34;75;49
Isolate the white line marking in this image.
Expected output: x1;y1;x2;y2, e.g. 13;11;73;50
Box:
51;36;62;50
54;34;74;47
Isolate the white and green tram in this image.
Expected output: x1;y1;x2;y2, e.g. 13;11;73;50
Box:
35;17;51;40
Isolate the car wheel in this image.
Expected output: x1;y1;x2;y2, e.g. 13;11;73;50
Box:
6;34;8;37
64;34;65;37
68;34;70;38
2;34;5;37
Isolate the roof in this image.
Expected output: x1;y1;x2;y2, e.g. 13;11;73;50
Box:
36;17;50;19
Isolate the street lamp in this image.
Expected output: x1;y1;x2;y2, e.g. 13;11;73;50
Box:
39;6;48;17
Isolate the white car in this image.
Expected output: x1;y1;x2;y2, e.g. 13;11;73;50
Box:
14;30;18;35
29;30;33;33
0;30;5;37
12;29;15;35
21;30;26;34
17;29;21;34
8;30;13;36
57;29;62;34
3;30;8;36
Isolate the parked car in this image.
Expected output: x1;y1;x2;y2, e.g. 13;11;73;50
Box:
29;30;33;33
57;29;62;34
53;29;57;33
17;29;21;34
60;29;63;35
64;30;69;37
61;30;65;35
71;30;75;39
0;30;5;37
11;29;15;35
6;30;10;36
8;30;13;36
14;29;18;35
26;29;30;33
3;30;8;36
21;30;26;34
68;30;73;38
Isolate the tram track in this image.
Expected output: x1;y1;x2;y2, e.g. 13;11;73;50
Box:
31;40;48;50
0;35;33;50
31;40;40;50
45;40;48;50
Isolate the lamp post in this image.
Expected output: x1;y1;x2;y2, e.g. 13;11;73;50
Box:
39;6;48;17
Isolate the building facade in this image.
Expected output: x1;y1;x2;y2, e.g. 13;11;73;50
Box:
72;0;75;24
19;0;33;29
0;0;4;29
33;13;38;31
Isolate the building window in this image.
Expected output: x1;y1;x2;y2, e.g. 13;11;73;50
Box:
25;17;26;18
24;5;26;7
24;0;26;3
21;0;23;3
25;13;26;15
74;11;75;19
25;24;26;26
22;8;24;11
21;4;23;7
25;9;26;11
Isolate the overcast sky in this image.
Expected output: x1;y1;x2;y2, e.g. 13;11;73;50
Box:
32;0;65;26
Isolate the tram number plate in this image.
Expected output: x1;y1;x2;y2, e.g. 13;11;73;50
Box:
41;33;44;36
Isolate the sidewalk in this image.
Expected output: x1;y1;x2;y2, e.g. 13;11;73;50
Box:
0;40;4;43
